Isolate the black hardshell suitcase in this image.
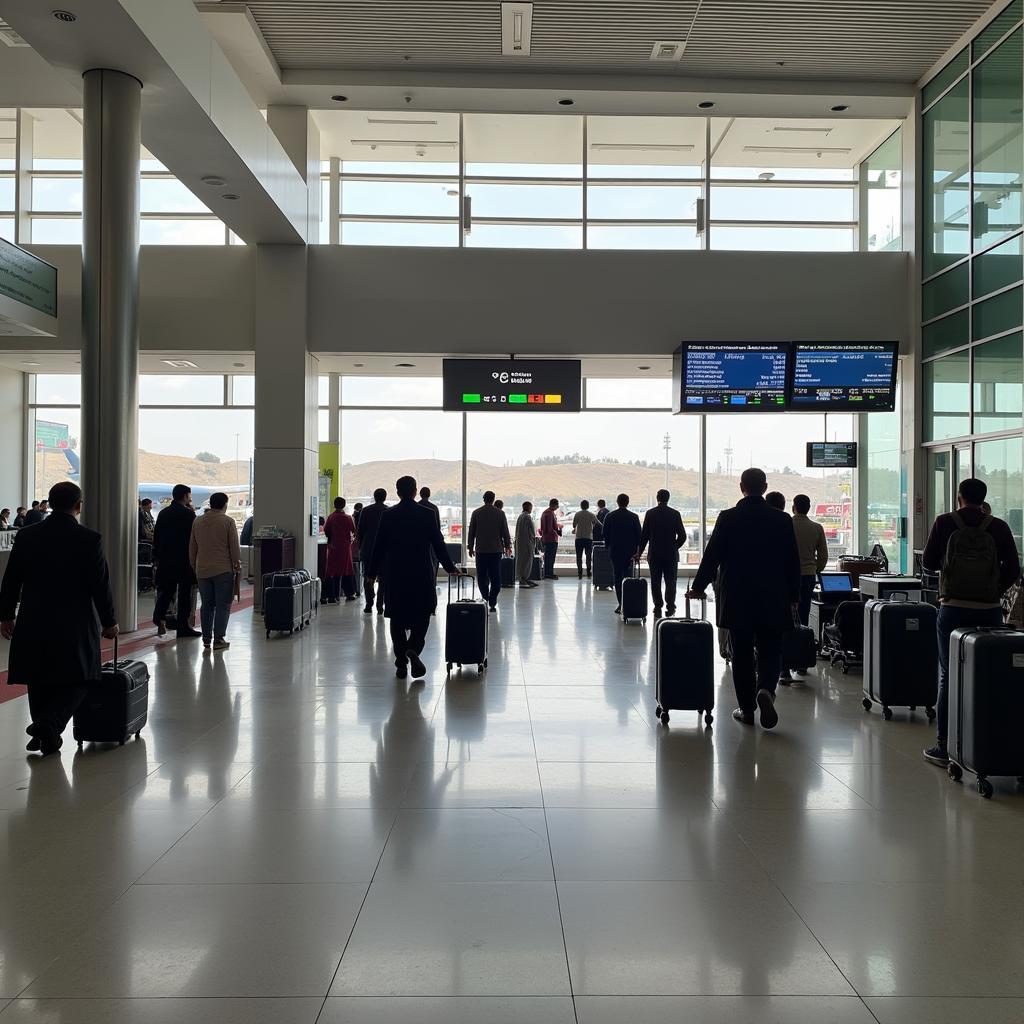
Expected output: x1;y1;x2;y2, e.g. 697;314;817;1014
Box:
655;597;714;727
531;555;542;581
445;573;488;675
138;541;153;565
621;564;648;623
500;556;516;587
948;626;1024;798
862;593;938;721
592;543;614;591
74;638;149;747
265;584;303;637
782;621;818;673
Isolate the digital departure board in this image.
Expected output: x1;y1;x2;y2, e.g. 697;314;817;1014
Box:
790;342;898;412
673;343;790;412
442;359;582;412
807;442;859;469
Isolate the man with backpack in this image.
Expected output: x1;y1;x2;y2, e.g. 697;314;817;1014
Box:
921;478;1020;768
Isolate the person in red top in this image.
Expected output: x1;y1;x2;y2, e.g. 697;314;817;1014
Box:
539;498;562;580
324;496;357;603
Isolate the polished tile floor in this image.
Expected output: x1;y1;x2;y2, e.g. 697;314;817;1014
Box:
2;580;1023;1022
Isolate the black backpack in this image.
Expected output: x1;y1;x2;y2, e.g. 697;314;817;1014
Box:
940;512;1001;603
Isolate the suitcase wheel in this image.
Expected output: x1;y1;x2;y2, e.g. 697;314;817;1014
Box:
446;662;452;674
77;740;83;750
978;777;994;799
704;712;714;727
660;711;669;725
862;698;872;712
948;761;963;783
926;707;936;722
135;731;142;740
266;630;271;639
882;706;893;721
119;739;126;746
478;664;484;674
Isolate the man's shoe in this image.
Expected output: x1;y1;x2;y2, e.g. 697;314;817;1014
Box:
376;605;384;614
586;571;592;578
654;608;663;620
756;688;779;730
578;572;584;580
364;605;373;614
923;745;950;768
614;606;621;615
732;708;755;725
396;661;408;680
213;639;230;651
489;604;497;613
779;671;793;686
409;654;427;678
156;620;167;637
177;627;202;638
25;736;41;752
37;728;62;756
666;606;676;617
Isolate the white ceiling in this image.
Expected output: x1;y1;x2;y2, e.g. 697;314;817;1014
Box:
245;0;995;84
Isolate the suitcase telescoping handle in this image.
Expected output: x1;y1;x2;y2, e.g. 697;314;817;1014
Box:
684;594;707;621
888;590;911;603
448;567;476;602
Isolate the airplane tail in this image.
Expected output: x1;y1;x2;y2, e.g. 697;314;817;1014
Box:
62;448;81;479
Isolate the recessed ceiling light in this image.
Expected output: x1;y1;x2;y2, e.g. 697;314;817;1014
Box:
21;360;40;366
354;362;365;368
162;359;198;369
830;104;849;112
698;101;714;109
52;9;76;22
232;362;245;368
222;193;239;200
331;95;348;102
395;362;416;368
558;98;574;106
637;365;651;370
201;175;225;187
775;60;786;66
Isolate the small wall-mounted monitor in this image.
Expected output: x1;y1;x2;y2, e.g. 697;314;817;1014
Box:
807;441;859;469
442;359;582;412
790;342;898;412
673;342;791;413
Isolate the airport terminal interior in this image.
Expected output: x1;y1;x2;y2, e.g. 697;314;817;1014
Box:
2;0;1024;1021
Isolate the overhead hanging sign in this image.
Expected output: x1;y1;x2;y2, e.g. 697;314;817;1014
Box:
442;359;582;412
0;238;58;337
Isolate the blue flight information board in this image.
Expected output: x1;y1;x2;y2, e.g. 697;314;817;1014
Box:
790;342;898;411
676;343;789;411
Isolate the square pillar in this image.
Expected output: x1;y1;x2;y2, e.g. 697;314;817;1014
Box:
253;243;320;573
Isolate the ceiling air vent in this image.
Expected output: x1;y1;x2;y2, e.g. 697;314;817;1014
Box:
501;3;533;57
0;18;29;47
650;40;686;62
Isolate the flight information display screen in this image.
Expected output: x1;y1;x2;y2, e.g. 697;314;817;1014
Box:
442;359;582;412
807;442;859;469
674;343;790;412
790;342;898;411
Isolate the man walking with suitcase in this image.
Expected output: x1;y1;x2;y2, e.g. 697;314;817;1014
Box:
639;489;687;618
921;478;1020;768
467;490;512;612
0;481;119;755
366;476;461;679
784;493;829;681
688;468;800;729
602;493;642;615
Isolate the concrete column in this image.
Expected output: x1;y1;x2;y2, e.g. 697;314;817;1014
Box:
81;69;141;630
267;106;320;244
253;244;320;573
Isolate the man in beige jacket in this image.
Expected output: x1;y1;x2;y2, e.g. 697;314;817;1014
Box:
189;492;241;652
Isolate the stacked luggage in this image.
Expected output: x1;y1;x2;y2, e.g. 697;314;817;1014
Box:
655;596;714;727
837;553;887;586
621;563;648;624
862;592;937;720
948;626;1024;798
592;542;614;591
263;569;318;638
74;637;149;747
445;572;488;675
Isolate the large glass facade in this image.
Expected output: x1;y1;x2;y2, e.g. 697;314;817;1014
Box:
921;0;1024;545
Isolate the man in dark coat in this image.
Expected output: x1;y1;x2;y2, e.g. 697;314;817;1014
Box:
367;475;460;679
601;492;642;614
358;488;389;614
689;467;800;730
419;485;442;582
152;483;201;638
639;488;688;618
0;481;119;755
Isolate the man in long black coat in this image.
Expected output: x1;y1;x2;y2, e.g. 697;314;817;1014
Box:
0;481;119;754
689;467;800;730
602;492;642;614
152;483;201;638
367;475;459;679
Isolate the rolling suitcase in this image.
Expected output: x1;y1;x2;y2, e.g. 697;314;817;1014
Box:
655;597;714;727
73;637;149;747
621;563;648;624
862;593;937;720
948;626;1024;798
531;555;542;582
265;582;303;638
500;556;516;587
138;541;153;565
137;563;154;592
781;616;818;673
444;573;488;675
592;543;614;591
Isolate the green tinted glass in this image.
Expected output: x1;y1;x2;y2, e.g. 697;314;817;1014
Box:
973;284;1023;340
974;233;1023;298
923;50;969;109
923;264;969;321
973;331;1023;432
923;79;970;277
974;436;1024;551
973;0;1023;61
924;351;970;441
923;308;969;358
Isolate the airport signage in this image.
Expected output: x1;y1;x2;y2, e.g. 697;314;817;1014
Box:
442;359;582;412
0;238;57;317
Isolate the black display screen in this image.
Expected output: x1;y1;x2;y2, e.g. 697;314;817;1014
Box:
790;342;898;411
442;359;582;412
673;343;790;412
807;442;859;469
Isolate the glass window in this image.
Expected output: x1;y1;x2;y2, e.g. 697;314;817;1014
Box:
923;309;969;360
585;378;673;408
0;176;14;210
318;408;329;442
974;435;1023;550
923;264;969;321
30;218;82;244
318;375;330;405
974;232;1023;297
972;29;1023;251
464;114;583;177
587;225;701;250
927;448;953;523
465;223;582;249
0;218;13;241
140;178;212;214
32;374;80;404
586;184;701;221
340;409;464;540
862;128;902;252
972;284;1022;340
709;225;856;252
139;375;225;405
973;331;1023;433
922;49;969;109
335;111;460;177
923;78;970;277
319;178;329;244
923;351;970;441
140;219;225;245
340;221;458;247
587;116;705;179
711;185;855;223
231;376;255;405
30;176;82;212
865;403;901;565
31;407;81;499
341;180;458;218
341;376;441;407
973;0;1023;62
466;182;581;220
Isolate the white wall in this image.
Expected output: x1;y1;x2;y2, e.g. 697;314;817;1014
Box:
309;247;910;356
0;366;25;510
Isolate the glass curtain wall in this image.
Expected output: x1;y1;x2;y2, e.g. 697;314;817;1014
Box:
920;1;1024;547
0;108;13;240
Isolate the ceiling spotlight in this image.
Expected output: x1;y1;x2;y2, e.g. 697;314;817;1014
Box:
395;362;416;368
354;362;365;368
830;104;849;112
21;360;40;366
775;60;786;66
222;193;239;200
558;98;574;106
698;101;715;109
637;365;651;370
201;175;225;187
52;9;77;22
331;94;348;102
758;171;775;181
232;362;245;368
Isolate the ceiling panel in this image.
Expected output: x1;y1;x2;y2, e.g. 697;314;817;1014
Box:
244;0;996;83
